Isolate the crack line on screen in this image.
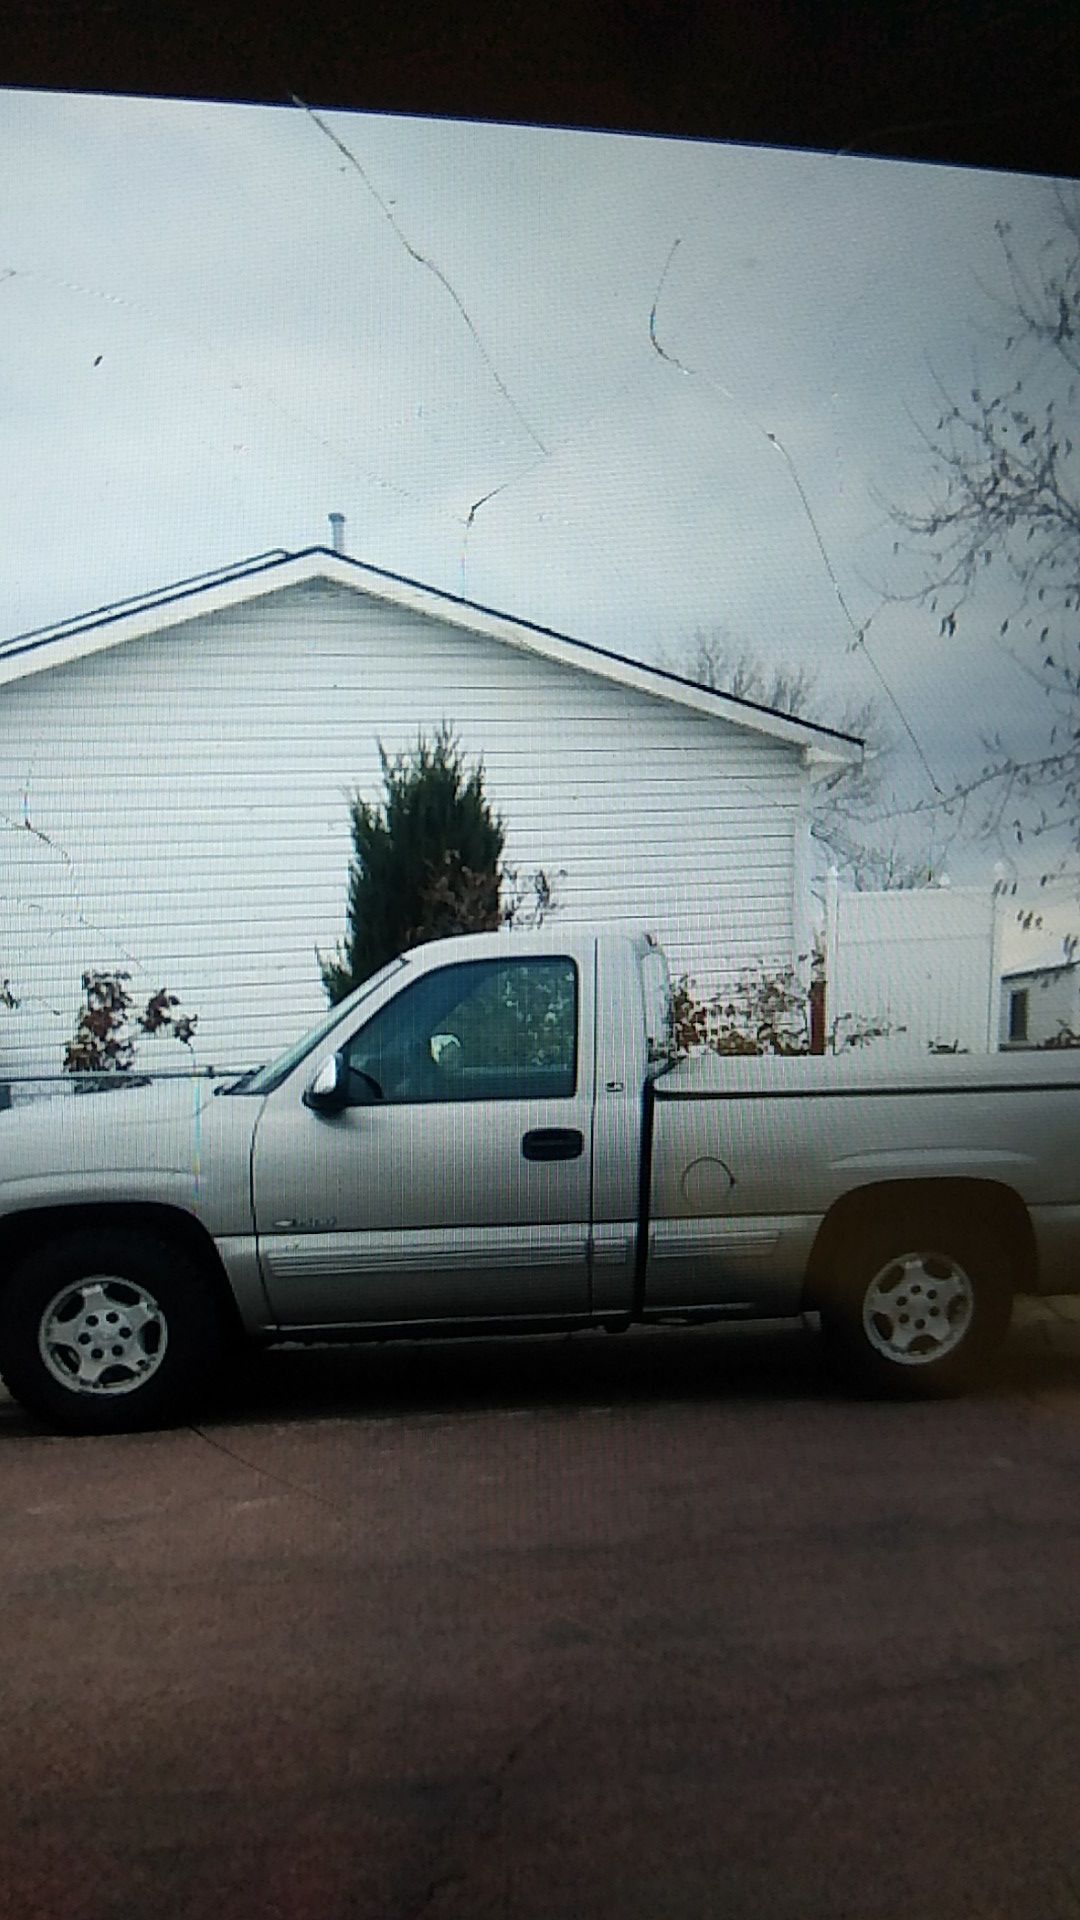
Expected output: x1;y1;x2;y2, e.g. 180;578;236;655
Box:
650;236;944;798
2;770;146;974
459;375;637;593
188;1423;349;1513
292;94;549;460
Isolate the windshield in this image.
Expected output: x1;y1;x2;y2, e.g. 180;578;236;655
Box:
232;958;407;1095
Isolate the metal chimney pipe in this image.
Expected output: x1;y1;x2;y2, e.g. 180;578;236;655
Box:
328;512;346;555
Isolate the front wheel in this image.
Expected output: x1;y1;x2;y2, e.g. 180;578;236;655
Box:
819;1215;1013;1397
0;1227;230;1433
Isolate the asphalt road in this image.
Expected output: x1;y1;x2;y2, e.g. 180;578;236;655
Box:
3;1311;1080;1920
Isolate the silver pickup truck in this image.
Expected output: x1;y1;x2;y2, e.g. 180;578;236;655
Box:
0;927;1077;1432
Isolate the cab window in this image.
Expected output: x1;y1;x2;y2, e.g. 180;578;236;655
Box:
344;956;578;1103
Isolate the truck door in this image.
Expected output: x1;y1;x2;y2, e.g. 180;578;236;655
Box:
252;952;595;1326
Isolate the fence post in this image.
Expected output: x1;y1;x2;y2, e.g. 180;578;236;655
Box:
822;865;839;1055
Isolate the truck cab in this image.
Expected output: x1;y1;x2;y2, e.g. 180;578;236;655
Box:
244;928;667;1333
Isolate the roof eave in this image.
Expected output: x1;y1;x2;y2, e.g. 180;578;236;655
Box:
0;546;864;761
1002;960;1079;981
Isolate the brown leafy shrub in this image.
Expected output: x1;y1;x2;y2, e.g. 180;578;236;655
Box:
672;965;903;1057
63;970;197;1079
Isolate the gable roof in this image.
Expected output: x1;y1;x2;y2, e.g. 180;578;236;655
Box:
1002;952;1080;982
0;545;862;766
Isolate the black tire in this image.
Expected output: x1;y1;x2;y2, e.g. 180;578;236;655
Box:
0;1227;231;1433
818;1209;1013;1398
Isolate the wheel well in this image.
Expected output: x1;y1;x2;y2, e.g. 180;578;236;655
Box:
0;1203;245;1339
804;1178;1036;1308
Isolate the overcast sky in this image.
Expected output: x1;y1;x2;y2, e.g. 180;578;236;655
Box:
0;88;1074;959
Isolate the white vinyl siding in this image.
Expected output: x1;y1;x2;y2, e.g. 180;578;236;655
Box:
1;578;805;1077
999;966;1080;1049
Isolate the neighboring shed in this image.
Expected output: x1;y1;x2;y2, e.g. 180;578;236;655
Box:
0;532;860;1080
1000;954;1080;1049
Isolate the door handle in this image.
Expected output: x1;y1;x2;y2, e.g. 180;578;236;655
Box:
522;1127;584;1162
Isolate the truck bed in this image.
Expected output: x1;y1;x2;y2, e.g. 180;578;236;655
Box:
646;1043;1080;1311
653;1045;1080;1100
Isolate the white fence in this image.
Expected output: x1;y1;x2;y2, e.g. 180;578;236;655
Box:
824;877;1004;1056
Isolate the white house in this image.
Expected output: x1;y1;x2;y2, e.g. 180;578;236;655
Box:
1000;954;1080;1049
0;525;860;1082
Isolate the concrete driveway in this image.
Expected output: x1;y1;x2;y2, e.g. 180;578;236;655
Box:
3;1307;1080;1920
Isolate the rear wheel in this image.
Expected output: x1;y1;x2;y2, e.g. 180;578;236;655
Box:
819;1212;1013;1396
0;1227;230;1433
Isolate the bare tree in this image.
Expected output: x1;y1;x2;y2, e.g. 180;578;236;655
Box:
887;187;1080;880
670;630;939;889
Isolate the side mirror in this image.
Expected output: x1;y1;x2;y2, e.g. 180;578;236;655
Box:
303;1051;348;1113
348;1067;384;1104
